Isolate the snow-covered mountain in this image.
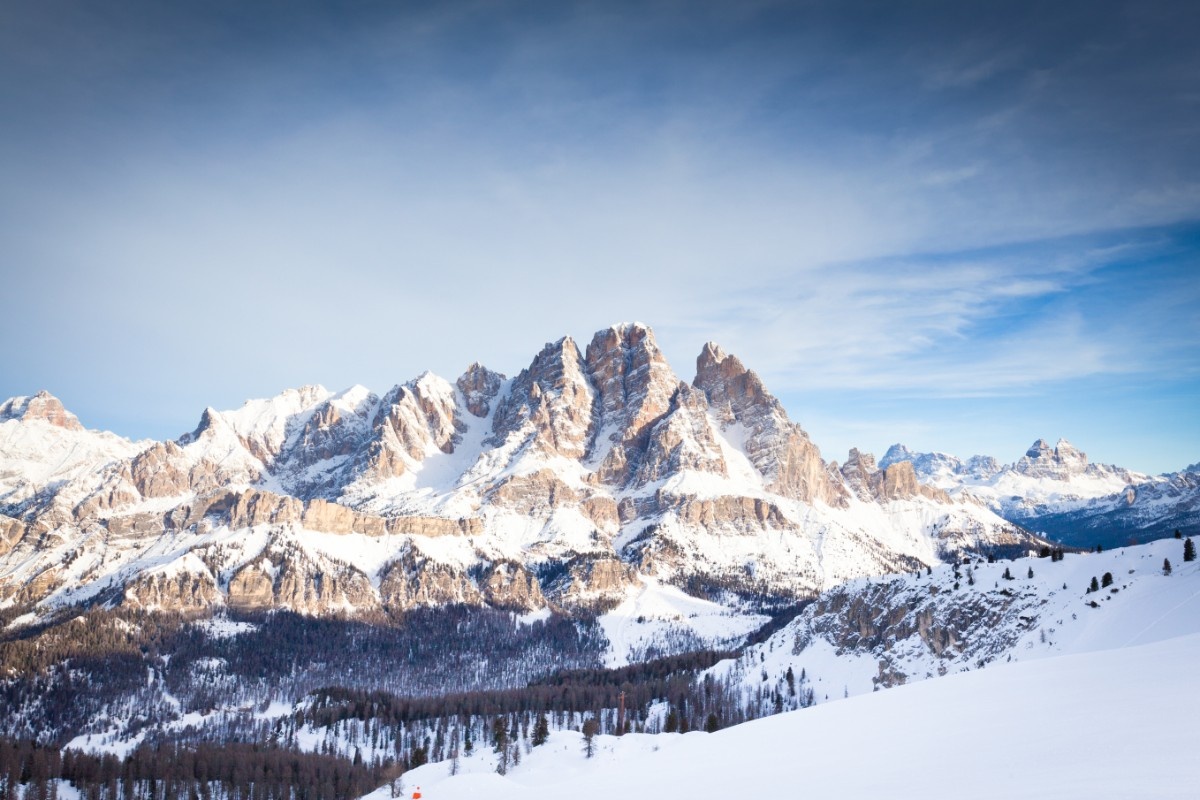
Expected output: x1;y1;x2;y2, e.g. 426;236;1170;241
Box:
880;439;1200;547
0;323;1040;623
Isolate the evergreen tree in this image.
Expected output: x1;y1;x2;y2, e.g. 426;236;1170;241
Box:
491;717;508;754
531;713;549;747
704;713;720;733
1184;537;1195;563
582;719;599;759
1101;572;1113;588
1089;576;1100;593
1027;566;1034;579
1163;558;1172;576
1002;567;1013;581
1175;529;1182;539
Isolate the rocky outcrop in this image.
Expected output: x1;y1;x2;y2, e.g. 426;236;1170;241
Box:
841;448;879;502
227;560;279;611
273;557;379;616
479;561;545;610
128;442;193;499
486;471;581;516
0;391;84;431
360;374;465;480
226;550;379;616
379;555;483;611
1015;438;1096;481
457;364;504;418
490;337;595;459
585;324;681;486
632;383;726;487
842;449;950;503
124;566;221;612
0;515;26;557
694;343;847;506
545;557;637;613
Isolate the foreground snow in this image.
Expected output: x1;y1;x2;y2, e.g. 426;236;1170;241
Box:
383;631;1200;799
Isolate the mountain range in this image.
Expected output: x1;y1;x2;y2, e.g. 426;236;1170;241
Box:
879;438;1199;547
0;323;1193;627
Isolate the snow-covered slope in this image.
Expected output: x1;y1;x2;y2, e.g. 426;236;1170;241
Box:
882;440;1199;547
706;537;1200;714
386;629;1200;800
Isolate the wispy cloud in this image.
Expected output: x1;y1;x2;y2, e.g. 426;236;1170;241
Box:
685;230;1198;397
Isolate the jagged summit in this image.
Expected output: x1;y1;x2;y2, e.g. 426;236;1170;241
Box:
0;390;84;431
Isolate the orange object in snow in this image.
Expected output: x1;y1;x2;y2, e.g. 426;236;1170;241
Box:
411;789;421;799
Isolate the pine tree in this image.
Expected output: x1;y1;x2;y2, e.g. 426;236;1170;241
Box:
491;717;508;754
704;713;720;733
1002;567;1013;581
1027;566;1034;579
1163;558;1172;576
582;719;599;759
1175;529;1182;539
1101;572;1113;588
1089;576;1100;593
1184;537;1195;563
531;713;549;747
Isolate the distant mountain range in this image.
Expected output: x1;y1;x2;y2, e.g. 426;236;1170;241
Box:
879;438;1199;548
0;322;1193;625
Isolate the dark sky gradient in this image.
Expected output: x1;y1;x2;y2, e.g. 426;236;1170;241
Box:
3;1;1198;472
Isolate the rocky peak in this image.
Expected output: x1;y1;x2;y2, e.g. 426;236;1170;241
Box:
456;363;505;418
841;448;949;504
354;374;466;481
879;443;914;468
0;391;84;431
840;448;879;502
1015;438;1091;480
1025;438;1054;460
489;336;595;459
693;342;771;426
693;343;845;506
963;454;1001;479
178;407;226;445
584;323;680;484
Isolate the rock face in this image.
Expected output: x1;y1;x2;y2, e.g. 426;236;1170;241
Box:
360;374;465;480
491;337;595;460
0;323;1053;621
0;391;84;431
456;364;505;418
842;449;949;503
694;343;847;506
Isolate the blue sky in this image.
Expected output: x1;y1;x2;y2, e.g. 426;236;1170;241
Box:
2;0;1198;473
